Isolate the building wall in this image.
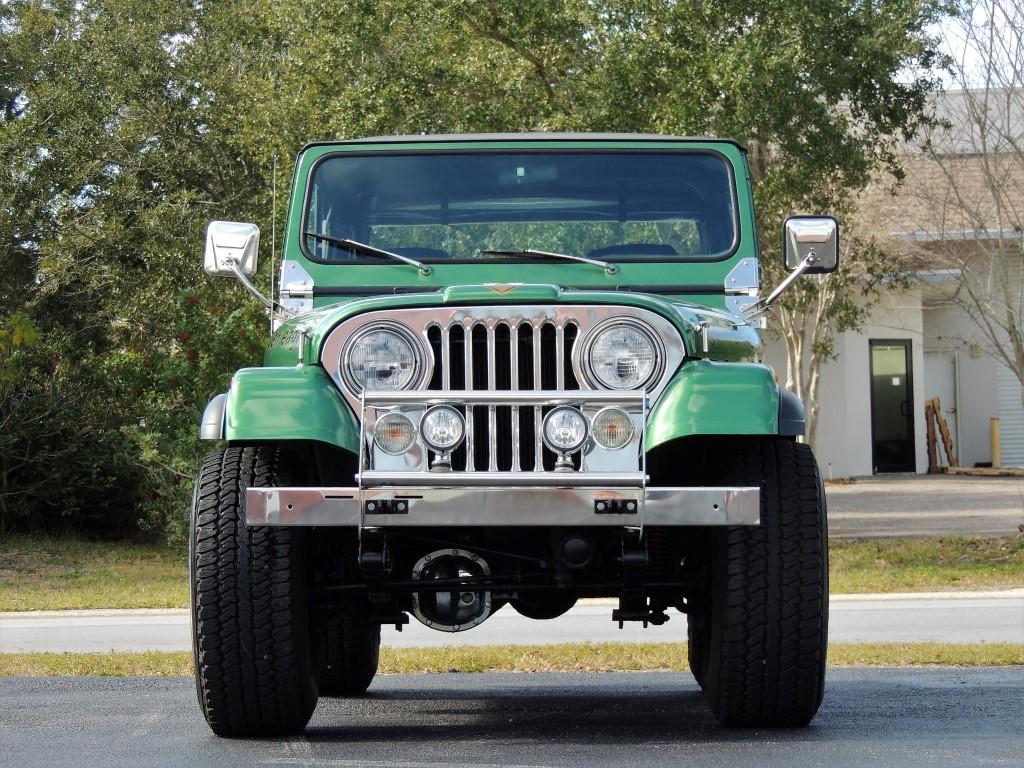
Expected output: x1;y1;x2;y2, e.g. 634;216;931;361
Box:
921;302;998;467
762;289;926;478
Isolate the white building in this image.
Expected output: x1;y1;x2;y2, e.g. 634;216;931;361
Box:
763;89;1024;477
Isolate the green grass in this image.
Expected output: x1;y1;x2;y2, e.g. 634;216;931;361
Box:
829;537;1024;594
0;535;186;612
1;643;1021;677
1;534;1021;612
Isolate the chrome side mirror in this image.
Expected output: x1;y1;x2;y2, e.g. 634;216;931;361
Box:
783;216;839;273
204;221;260;277
742;215;840;322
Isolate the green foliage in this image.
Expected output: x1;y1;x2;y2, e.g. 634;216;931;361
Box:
0;0;949;539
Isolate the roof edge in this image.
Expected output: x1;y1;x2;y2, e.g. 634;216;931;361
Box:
299;132;747;153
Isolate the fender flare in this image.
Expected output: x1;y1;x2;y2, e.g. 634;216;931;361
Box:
645;359;781;449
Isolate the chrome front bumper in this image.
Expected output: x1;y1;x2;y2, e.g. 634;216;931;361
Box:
244;483;760;527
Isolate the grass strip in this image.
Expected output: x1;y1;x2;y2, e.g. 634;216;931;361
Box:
2;534;1022;611
2;643;1022;677
0;535;185;612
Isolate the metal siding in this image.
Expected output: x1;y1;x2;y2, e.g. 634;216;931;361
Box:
996;364;1024;467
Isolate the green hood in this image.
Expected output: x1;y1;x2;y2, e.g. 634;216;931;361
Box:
266;283;760;366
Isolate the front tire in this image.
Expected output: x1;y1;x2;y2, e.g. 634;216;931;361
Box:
316;606;381;696
701;438;829;727
190;447;319;737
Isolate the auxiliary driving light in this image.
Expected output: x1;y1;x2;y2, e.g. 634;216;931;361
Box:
542;406;588;454
591;407;635;449
420;405;466;451
373;412;416;454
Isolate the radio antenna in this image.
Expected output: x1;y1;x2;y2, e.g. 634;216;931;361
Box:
270;154;278;333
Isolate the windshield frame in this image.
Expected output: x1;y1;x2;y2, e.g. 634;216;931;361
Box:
298;148;742;266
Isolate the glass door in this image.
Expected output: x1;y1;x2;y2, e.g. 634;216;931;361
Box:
870;341;916;473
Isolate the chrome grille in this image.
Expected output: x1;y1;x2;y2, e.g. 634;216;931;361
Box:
425;320;580;472
320;303;686;476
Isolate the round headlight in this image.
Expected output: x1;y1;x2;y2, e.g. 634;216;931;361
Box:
585;321;659;390
373;412;417;454
542;406;589;453
344;324;421;392
591;407;635;450
420;406;466;451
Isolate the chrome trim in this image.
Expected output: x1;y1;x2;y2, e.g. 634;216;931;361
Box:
576;317;666;392
199;393;227;440
279;259;315;296
464;319;474;472
321;305;686;413
541;406;588;453
510;322;520;471
365;390;644;405
245;486;761;527
724;257;760;294
358;390;646;475
340;321;430;395
532;322;543;471
486;323;497;471
358;470;646;488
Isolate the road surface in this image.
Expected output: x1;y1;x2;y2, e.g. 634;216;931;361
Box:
2;592;1022;653
1;669;1021;768
827;474;1024;538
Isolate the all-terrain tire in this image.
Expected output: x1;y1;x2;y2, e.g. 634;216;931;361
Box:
316;606;381;696
687;616;708;689
702;437;828;727
190;447;318;737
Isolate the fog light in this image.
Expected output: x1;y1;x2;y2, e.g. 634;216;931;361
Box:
420;406;466;451
542;406;588;453
373;412;416;454
591;407;635;449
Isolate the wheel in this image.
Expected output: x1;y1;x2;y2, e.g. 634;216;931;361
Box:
687;615;708;689
190;447;318;737
701;437;828;727
315;604;381;696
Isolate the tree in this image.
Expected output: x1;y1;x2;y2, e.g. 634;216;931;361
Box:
0;0;952;536
908;0;1024;391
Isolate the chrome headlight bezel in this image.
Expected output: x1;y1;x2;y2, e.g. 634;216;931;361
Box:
578;318;664;391
340;321;428;395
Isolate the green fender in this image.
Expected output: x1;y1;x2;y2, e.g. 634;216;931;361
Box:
645;359;780;449
224;365;359;453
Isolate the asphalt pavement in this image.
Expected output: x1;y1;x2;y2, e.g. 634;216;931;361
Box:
827;474;1024;538
2;592;1022;653
2;669;1021;767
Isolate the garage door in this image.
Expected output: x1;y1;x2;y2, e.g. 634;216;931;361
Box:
996;364;1024;467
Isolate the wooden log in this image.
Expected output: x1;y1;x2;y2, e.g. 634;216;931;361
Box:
933;397;959;468
925;399;938;473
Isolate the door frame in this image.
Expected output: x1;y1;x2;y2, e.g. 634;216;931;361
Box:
869;339;916;473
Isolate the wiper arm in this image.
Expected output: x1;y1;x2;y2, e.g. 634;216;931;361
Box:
479;248;618;275
304;231;432;275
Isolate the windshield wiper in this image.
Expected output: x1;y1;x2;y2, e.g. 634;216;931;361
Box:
304;231;432;275
479;248;618;275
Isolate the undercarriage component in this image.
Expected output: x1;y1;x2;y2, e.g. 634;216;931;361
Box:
509;593;578;620
612;528;670;628
410;548;493;631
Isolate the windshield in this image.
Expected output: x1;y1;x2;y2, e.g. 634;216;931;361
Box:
303;151;737;264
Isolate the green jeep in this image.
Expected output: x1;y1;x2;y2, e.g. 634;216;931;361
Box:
192;133;837;737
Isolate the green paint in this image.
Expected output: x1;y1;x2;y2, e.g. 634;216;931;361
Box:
234;136;781;453
282;138;756;300
645;360;779;449
225;365;359;452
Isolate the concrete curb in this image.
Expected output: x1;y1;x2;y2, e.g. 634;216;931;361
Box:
3;588;1021;619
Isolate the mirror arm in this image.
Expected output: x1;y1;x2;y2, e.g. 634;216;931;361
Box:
743;251;819;321
228;260;297;320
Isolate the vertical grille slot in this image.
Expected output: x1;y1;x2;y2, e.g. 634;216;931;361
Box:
425;315;581;472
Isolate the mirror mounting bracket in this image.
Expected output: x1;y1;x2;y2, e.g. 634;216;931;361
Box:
742;252;819;321
226;259;297;320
